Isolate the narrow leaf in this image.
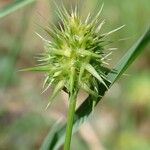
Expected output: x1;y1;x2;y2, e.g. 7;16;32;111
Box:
108;27;150;84
0;0;35;19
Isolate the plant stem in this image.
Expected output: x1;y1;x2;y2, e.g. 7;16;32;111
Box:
64;91;77;150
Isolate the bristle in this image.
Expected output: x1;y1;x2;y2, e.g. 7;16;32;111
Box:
102;25;125;36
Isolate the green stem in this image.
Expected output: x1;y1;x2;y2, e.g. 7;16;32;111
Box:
64;91;77;150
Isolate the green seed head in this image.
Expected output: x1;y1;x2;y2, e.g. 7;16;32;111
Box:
24;4;124;108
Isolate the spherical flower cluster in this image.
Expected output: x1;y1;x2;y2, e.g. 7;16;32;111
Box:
24;4;124;108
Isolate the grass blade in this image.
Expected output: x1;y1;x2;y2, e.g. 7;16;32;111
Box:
108;27;150;84
0;0;35;19
1;4;35;87
40;27;150;150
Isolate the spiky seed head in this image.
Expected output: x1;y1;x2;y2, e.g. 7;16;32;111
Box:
24;4;123;108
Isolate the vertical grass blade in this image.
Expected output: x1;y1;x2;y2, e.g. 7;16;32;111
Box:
2;4;35;87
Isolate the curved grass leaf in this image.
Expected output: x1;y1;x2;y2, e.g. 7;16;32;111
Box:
0;0;35;19
1;4;35;87
40;27;150;150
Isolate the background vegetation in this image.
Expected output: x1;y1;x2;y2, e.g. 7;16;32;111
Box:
0;0;150;150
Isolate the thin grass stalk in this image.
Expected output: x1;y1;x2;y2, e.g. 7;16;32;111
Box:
64;91;78;150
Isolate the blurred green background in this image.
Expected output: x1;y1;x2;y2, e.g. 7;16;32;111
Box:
0;0;150;150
